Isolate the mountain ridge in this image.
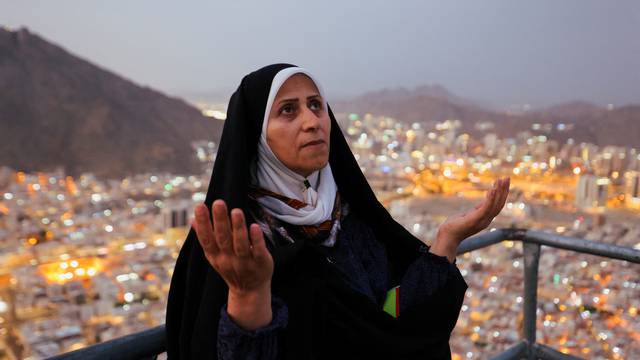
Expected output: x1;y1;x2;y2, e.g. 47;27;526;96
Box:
332;87;639;148
2;26;637;181
0;27;223;179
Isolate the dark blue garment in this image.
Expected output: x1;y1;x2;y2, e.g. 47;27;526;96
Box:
217;210;460;360
217;296;288;360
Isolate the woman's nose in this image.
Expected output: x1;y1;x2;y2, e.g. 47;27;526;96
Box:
300;107;320;131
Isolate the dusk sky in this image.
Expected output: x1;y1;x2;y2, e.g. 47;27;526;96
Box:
2;0;639;107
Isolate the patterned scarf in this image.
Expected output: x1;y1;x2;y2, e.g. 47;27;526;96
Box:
248;186;345;247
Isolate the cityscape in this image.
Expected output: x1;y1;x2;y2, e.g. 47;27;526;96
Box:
0;105;638;359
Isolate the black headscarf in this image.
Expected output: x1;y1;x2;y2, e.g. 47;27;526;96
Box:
166;63;467;359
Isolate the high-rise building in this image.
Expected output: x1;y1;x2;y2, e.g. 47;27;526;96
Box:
162;201;191;230
483;134;498;156
575;174;609;210
624;171;640;208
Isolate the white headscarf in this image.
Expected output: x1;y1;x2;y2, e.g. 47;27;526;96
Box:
250;67;338;230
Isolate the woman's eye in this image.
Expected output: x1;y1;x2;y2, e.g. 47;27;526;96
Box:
309;100;323;111
280;104;295;115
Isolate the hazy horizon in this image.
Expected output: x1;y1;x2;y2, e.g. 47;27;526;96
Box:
2;0;639;108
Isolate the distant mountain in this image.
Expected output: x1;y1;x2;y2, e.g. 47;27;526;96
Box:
334;88;498;125
0;27;223;179
532;101;607;120
332;87;525;141
532;104;640;148
333;87;639;148
342;84;485;108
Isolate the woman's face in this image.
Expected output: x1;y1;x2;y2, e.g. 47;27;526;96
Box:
266;73;331;177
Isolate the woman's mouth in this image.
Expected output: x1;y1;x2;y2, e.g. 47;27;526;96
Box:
302;140;325;148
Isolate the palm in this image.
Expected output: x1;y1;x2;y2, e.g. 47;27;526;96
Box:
438;177;510;244
192;200;274;295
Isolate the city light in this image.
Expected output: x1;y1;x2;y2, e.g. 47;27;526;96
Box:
38;257;104;284
1;109;638;358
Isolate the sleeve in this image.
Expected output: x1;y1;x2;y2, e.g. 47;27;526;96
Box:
398;246;461;314
217;295;289;360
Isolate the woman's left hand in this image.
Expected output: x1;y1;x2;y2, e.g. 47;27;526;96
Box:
430;177;511;262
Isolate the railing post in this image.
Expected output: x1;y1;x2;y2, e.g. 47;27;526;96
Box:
523;242;541;359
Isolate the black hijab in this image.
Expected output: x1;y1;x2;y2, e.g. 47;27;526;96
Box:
165;63;467;359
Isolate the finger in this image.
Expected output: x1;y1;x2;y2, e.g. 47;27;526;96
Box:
194;204;219;255
468;179;499;225
488;178;503;215
231;208;251;257
491;178;510;217
475;180;497;217
213;199;233;253
495;177;510;213
249;224;270;262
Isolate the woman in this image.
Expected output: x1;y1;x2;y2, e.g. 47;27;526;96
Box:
166;63;510;359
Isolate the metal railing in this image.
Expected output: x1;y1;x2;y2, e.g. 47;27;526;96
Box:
48;325;165;360
48;228;640;360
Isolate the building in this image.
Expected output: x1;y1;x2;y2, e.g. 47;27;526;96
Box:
575;174;609;210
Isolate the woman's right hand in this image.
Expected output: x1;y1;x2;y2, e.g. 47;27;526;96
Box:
193;200;275;330
192;199;274;297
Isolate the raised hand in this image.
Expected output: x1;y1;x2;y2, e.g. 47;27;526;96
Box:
192;199;274;330
193;199;273;294
430;177;511;262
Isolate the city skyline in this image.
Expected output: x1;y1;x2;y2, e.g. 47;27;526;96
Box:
1;112;639;358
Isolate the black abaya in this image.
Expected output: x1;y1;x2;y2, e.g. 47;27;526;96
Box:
165;63;468;359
